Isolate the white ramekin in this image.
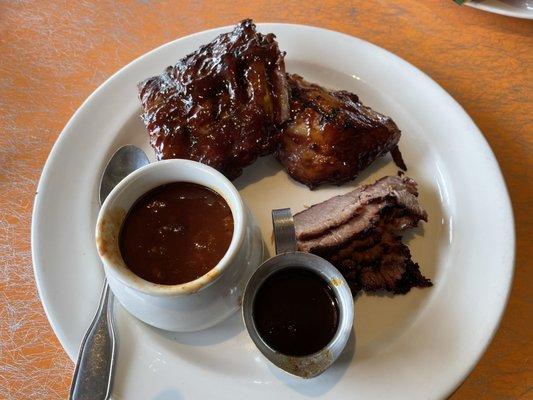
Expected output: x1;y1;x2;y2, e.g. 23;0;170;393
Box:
95;159;263;332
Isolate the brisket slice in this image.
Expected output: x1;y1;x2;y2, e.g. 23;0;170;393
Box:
331;229;432;295
293;176;432;295
295;176;427;252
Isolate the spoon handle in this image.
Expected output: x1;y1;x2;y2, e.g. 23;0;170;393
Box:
69;280;116;400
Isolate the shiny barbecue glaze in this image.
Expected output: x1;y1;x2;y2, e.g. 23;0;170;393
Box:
138;19;290;180
119;182;233;285
253;268;339;356
277;74;403;189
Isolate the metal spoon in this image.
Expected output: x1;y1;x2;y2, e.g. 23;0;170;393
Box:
69;145;150;400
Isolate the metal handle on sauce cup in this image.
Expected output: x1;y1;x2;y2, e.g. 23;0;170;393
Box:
272;208;297;255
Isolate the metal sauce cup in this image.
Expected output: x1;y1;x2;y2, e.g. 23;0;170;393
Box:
242;208;354;378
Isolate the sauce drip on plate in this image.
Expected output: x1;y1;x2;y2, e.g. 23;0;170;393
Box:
253;268;339;356
119;182;233;285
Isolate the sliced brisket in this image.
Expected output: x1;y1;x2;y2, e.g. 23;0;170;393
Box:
293;176;432;295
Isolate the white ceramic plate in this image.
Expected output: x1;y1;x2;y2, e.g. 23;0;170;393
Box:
32;24;515;399
466;0;533;19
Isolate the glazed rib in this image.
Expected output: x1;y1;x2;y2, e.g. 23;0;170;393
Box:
139;19;290;179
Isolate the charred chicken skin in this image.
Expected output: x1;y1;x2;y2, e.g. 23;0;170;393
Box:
277;74;404;189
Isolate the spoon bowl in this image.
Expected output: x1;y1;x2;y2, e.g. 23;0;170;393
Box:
99;145;151;204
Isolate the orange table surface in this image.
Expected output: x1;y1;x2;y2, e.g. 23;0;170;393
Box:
1;1;531;399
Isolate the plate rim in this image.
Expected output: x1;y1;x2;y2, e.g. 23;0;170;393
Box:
466;0;533;19
31;22;516;399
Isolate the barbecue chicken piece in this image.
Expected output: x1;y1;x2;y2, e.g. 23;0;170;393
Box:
138;19;290;180
277;74;405;189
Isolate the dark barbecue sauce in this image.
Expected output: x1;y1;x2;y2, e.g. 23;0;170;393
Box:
119;182;233;285
253;269;339;356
